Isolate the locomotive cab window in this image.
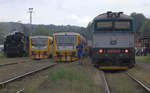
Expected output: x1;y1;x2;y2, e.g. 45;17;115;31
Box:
96;21;112;30
95;20;132;31
115;21;132;31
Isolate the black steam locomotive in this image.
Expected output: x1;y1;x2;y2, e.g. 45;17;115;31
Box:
4;31;29;57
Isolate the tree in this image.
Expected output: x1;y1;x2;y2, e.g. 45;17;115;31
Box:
0;25;6;44
32;25;53;36
86;22;92;40
139;19;150;35
130;12;146;32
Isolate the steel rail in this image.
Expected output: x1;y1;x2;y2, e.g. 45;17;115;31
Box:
0;60;50;67
101;71;111;93
0;62;18;67
16;89;24;93
0;63;57;88
0;60;30;67
126;72;150;92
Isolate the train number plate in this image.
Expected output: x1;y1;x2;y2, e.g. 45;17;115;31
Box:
107;49;120;53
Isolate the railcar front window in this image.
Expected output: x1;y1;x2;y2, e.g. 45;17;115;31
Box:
31;38;48;50
96;21;112;30
56;35;76;50
115;21;132;31
56;35;76;45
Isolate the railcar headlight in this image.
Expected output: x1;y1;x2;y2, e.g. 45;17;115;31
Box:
125;49;129;53
99;49;103;54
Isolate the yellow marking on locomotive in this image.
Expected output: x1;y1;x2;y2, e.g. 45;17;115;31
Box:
99;66;128;70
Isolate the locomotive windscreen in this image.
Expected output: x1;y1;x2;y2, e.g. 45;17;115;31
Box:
96;21;112;30
115;21;132;31
31;37;48;50
96;20;132;31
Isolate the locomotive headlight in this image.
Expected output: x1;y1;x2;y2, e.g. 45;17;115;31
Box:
99;49;103;54
125;49;129;53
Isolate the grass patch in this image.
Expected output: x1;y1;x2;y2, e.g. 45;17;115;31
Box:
4;58;104;93
48;68;89;82
34;60;104;93
107;72;145;93
136;56;150;63
0;53;6;59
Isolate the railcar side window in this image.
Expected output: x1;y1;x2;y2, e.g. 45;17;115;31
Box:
115;21;132;31
96;21;112;30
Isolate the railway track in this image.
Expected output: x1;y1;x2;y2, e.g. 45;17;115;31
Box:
101;71;110;93
0;60;29;67
16;89;24;93
126;72;150;92
101;71;150;93
0;63;57;88
0;59;49;68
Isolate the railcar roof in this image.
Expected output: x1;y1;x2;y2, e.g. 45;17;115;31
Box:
53;32;80;35
30;36;52;39
94;13;133;21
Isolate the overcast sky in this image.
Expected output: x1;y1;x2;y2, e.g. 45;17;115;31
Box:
0;0;150;27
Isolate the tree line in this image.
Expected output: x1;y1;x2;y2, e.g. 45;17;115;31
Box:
0;12;150;44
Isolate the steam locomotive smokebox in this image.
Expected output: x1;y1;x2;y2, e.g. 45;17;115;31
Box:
4;31;29;57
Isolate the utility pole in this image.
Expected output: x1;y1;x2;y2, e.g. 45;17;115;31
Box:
28;8;33;35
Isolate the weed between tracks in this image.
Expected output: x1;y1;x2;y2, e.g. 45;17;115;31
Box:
0;58;104;93
47;68;89;82
136;56;150;63
128;65;150;88
26;58;104;93
0;53;6;59
37;64;93;93
106;72;145;93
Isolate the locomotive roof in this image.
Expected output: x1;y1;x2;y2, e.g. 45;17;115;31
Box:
94;12;133;21
53;32;80;36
